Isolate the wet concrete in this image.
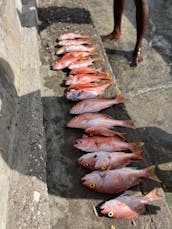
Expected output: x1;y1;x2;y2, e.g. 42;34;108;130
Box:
38;0;172;228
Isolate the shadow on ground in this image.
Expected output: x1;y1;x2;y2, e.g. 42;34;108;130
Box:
38;6;92;32
41;93;172;200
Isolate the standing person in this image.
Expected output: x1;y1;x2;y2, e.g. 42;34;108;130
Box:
101;0;149;66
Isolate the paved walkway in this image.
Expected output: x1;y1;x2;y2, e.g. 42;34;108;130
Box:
38;0;172;228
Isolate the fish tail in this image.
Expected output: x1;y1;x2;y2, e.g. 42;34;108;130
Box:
104;73;112;80
91;45;97;52
52;62;58;70
93;49;98;55
93;57;102;62
108;80;115;86
55;49;59;55
132;151;144;160
113;131;126;139
128;142;144;152
97;67;104;73
56;46;65;55
114;92;125;103
86;40;92;44
143;165;161;183
146;188;163;201
116;120;134;128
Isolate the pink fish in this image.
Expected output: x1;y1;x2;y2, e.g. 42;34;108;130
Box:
78;151;143;170
100;188;162;219
67;112;133;129
69;82;98;89
52;51;94;70
70;67;105;75
65;73;111;86
69;93;124;114
66;81;114;100
81;166;160;194
58;39;92;46
68;57;101;69
58;33;89;40
56;45;96;55
52;54;80;70
85;127;125;139
74;136;143;152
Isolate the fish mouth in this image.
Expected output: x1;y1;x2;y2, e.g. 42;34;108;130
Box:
77;158;84;167
81;177;88;185
74;143;79;148
81;177;86;182
76;139;83;144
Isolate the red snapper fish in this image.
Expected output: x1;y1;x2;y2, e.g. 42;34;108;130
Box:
77;151;143;170
74;136;143;152
56;45;96;55
65;73;111;85
70;67;105;75
58;33;89;40
100;188;162;219
66;81;114;100
69;93;124;114
58;39;92;46
81;166;160;194
67;112;134;129
52;51;94;70
68;57;101;69
85;127;125;139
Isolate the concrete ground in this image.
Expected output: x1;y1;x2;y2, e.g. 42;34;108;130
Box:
87;0;172;210
37;0;172;228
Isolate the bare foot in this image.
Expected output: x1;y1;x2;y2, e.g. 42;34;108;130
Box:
130;48;143;67
101;32;122;42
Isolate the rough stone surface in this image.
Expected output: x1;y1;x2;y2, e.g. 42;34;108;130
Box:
0;0;49;228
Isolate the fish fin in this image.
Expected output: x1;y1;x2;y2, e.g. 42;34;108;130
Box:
144;165;162;183
146;188;163;201
85;127;95;135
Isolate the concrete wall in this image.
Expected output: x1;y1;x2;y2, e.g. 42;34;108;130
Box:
0;0;49;228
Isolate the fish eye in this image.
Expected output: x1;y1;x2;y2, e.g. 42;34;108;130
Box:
101;165;107;170
93;154;97;158
108;211;114;218
89;183;96;189
83;163;88;167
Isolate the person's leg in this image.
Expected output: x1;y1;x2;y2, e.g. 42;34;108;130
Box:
132;0;149;65
101;0;125;42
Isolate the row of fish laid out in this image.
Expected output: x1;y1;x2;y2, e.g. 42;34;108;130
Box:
53;32;115;100
53;32;162;219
